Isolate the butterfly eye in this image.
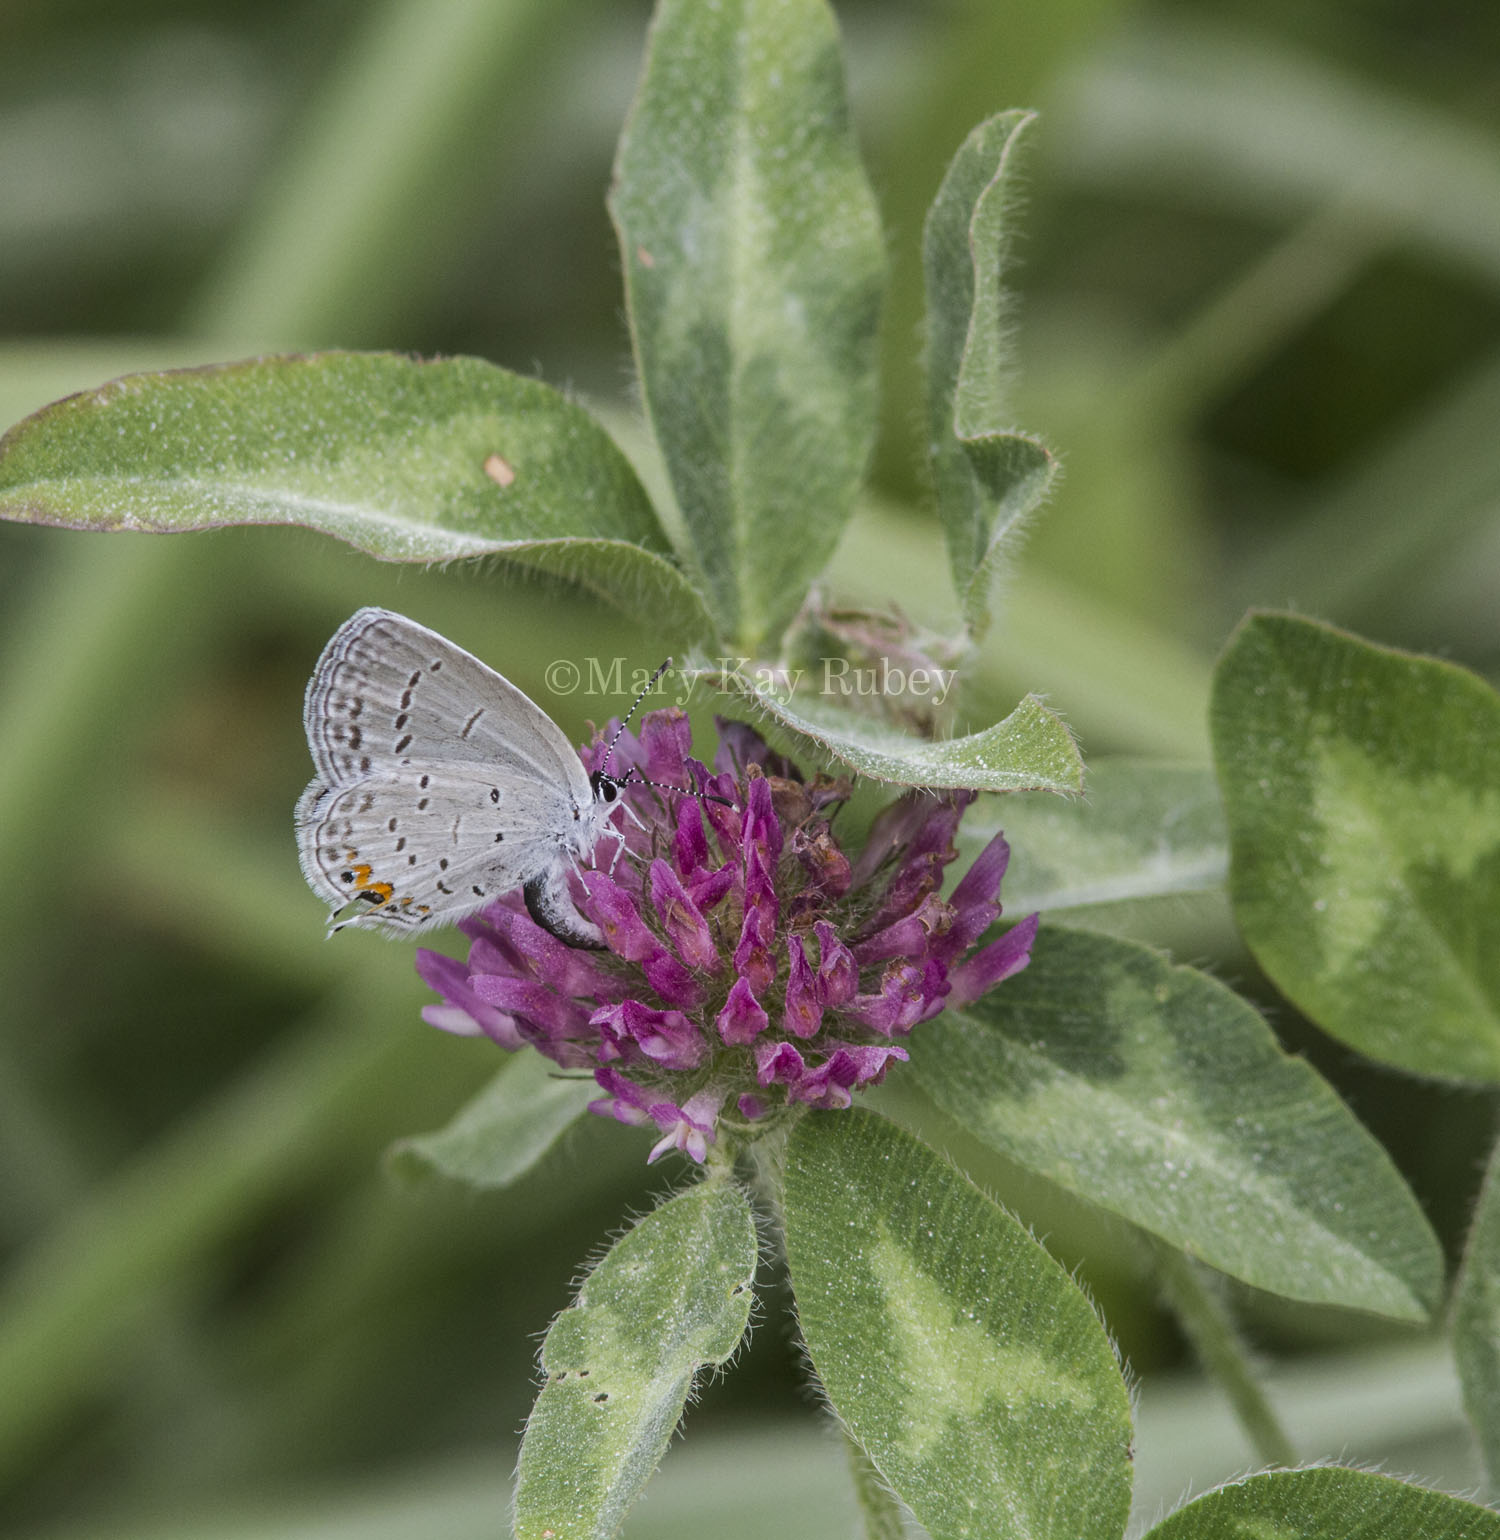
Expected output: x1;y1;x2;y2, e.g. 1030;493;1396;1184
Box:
601;780;618;803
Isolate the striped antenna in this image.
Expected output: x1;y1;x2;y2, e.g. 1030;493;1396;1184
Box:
601;657;674;771
596;658;734;808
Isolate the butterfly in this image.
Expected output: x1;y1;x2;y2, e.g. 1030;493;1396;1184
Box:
295;608;632;947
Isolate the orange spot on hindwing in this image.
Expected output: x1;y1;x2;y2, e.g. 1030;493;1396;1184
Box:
342;861;394;907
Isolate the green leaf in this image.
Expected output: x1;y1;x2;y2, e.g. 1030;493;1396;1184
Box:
1140;1467;1500;1539
912;927;1442;1320
959;759;1227;914
1454;1135;1500;1487
609;0;884;653
924;109;1056;636
782;1108;1133;1540
1212;611;1500;1082
514;1179;757;1540
703;665;1082;792
0;352;715;643
386;1053;596;1191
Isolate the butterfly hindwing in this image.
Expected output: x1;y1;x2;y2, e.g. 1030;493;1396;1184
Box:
296;765;588;933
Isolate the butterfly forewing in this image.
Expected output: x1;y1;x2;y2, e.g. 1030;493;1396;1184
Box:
303;608;590;802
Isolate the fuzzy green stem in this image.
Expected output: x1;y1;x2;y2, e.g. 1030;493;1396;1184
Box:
702;1139;739;1184
1152;1238;1297;1469
845;1429;907;1540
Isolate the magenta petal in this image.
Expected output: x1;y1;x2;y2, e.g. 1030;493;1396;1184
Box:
597;1066;644;1105
851;909;934;967
845;1042;910;1083
742;774;784;864
933;900;999;964
717;976;770;1045
688;859;737;912
744;856;776;916
755;1038;806;1086
480;903;628;999
640;708;693;786
674;797;710;877
861;849;948;937
714;719;785;777
733;903;777;998
950;831;1010;910
590;1000;705;1070
471;975;593;1039
947;913;1039;1008
789;1044;910;1108
582;870;659;961
848;793;941;885
918;956;952;1021
696;761;743;847
589;1093;650;1126
649;859;720;972
933;833;1010;962
740;790;781;939
580;869;708;1009
415;945;476;999
420;1002;486;1038
641;948;710;1011
783;933;824;1038
647;1088;722;1164
458;909;529;972
856;796;967;935
591;1065;652;1116
416;948;525;1047
744;842;778;906
787;1048;862;1109
844;962;927;1036
682;1088;722;1123
465;931;527;981
812;921;858;1006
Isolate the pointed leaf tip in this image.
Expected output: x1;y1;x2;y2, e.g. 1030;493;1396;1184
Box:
925;109;1056;636
914;926;1443;1320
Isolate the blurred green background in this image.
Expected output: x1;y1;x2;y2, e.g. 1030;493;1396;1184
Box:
2;0;1499;1534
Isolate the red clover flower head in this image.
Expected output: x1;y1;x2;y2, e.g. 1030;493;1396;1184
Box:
416;710;1037;1163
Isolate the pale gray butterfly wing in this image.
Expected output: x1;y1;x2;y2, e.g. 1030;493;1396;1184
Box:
303;607;590;798
296;608;610;939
